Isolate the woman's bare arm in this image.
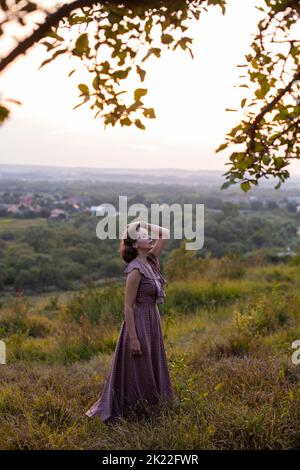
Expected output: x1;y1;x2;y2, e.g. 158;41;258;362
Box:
126;220;170;257
124;268;141;340
144;222;170;258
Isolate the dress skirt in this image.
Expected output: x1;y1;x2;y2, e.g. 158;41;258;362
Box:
85;301;174;424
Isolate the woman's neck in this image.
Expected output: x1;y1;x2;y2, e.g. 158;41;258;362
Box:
136;252;150;263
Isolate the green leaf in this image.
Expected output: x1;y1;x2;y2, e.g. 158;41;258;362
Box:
134;88;147;102
235;160;249;171
135;119;146;130
0;104;10;124
141;48;161;62
262;155;271;165
152;48;161;58
40;41;55;51
192;10;200;20
273;108;290;121
51;49;68;59
92;76;99;90
241;98;247;108
241;181;251;192
101;61;110;74
120;117;131;126
117;50;126;66
221;181;233;190
73;33;89;57
108;12;120;24
215;142;229;153
273;157;285;170
44;30;64;42
78;84;89;95
73;95;90;110
113;68;130;80
255;79;270;99
161;34;173;45
38;57;53;69
178;37;193;51
136;65;146;82
69;16;87;25
143;108;156;119
254;142;265;152
38;49;67;69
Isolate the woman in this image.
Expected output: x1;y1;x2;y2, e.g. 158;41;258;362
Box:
84;220;175;425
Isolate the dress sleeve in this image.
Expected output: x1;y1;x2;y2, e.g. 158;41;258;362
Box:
123;258;153;279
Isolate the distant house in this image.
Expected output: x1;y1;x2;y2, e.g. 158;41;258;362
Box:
6;204;21;214
61;195;91;211
277;246;297;257
90;205;118;216
0;194;42;216
6;202;41;215
48;208;68;220
19;195;33;206
65;195;90;206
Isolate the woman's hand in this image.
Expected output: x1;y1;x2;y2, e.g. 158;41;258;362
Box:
130;336;142;357
127;220;147;231
127;221;141;239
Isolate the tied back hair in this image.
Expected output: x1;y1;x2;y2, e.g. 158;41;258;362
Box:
119;223;141;263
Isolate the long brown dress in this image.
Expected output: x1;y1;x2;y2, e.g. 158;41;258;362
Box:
84;252;175;424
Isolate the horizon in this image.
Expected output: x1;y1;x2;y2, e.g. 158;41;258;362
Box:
0;162;226;172
1;163;300;179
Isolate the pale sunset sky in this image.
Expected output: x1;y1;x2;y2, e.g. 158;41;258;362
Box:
1;0;299;173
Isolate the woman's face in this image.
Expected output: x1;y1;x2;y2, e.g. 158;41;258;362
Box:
132;228;154;252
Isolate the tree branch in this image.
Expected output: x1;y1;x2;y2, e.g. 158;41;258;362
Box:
0;0;165;73
247;68;300;153
0;1;97;73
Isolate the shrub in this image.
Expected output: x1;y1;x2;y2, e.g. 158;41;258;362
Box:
165;280;243;314
0;308;53;337
61;284;124;325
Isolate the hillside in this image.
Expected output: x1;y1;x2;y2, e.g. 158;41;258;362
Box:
1;256;300;449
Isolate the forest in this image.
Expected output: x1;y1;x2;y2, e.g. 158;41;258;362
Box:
1;179;300;294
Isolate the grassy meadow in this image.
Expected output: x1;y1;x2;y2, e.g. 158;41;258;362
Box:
0;256;300;449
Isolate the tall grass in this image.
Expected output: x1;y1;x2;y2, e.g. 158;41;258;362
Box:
0;259;300;449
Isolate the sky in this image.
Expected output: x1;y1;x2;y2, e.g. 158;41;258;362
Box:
1;0;299;173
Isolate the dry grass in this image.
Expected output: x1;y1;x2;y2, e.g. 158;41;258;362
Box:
0;261;300;449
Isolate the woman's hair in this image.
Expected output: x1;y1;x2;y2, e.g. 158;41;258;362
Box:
119;223;141;263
